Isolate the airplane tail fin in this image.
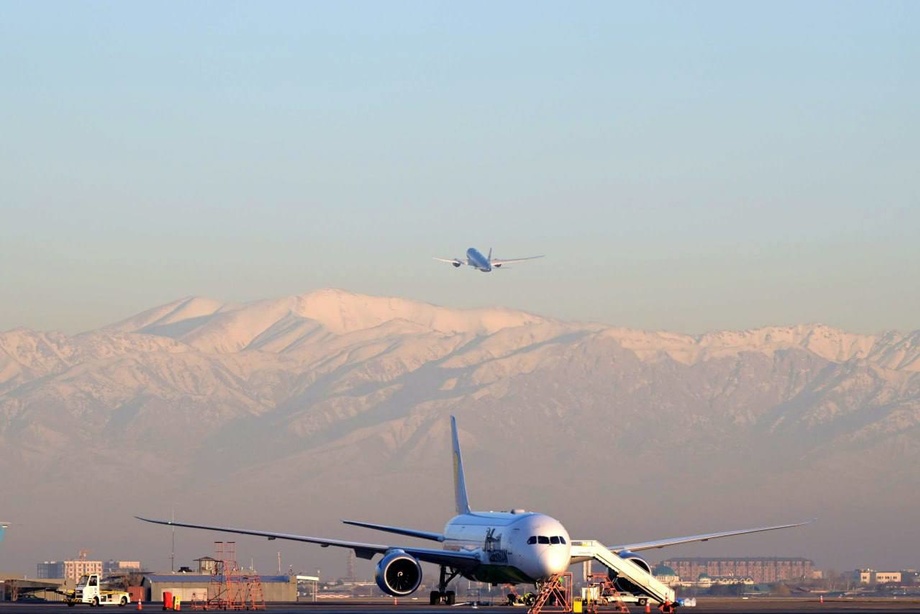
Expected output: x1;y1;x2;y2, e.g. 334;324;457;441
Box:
487;247;492;262
450;416;472;515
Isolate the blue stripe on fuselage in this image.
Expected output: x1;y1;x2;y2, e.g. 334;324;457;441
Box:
466;248;492;272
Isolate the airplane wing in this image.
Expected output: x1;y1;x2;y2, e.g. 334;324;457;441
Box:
135;516;479;570
491;255;544;266
433;257;464;265
342;520;445;542
607;520;815;553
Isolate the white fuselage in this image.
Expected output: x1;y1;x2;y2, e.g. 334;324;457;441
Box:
442;510;571;584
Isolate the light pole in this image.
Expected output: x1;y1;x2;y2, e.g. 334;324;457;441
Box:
170;506;175;573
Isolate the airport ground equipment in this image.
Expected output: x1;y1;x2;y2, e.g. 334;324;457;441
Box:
240;573;265;610
189;541;265;611
569;540;675;606
585;571;645;612
64;574;132;607
526;572;573;614
526;570;644;614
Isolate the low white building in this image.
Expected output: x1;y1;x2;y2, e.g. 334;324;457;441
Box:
143;574;297;604
858;569;902;584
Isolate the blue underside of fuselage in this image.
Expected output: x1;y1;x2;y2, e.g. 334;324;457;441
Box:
466;248;491;272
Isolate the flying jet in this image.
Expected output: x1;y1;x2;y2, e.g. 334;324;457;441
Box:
0;521;8;542
137;417;810;607
434;247;543;272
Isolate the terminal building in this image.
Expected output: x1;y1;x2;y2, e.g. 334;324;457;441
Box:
659;557;815;584
858;569;903;584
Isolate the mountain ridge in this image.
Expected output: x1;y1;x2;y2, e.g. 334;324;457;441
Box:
1;289;919;573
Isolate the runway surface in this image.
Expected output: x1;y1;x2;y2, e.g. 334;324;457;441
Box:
4;600;920;614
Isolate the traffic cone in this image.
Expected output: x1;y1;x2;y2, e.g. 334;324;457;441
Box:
644;603;651;614
820;595;824;604
137;599;143;611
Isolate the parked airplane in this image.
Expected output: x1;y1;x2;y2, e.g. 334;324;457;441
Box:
137;417;809;607
434;247;543;272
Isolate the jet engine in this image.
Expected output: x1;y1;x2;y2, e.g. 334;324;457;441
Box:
452;261;462;267
375;550;423;596
608;551;652;595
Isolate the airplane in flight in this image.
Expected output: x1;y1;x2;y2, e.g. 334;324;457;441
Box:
138;417;810;608
0;521;8;542
434;247;543;272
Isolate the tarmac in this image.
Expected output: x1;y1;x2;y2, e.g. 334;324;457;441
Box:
4;599;920;614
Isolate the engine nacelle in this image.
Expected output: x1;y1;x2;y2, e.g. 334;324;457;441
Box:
608;551;652;595
452;261;462;267
375;550;422;596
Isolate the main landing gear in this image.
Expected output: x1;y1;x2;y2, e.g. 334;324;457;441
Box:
429;565;461;605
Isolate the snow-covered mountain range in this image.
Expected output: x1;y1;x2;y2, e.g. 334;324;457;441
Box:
2;289;919;574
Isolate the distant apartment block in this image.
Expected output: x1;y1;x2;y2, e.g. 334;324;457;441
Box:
63;560;104;581
38;560;141;580
660;557;814;584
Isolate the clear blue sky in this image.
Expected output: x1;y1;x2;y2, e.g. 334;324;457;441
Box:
2;1;917;334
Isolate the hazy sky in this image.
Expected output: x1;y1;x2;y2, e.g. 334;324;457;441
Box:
2;1;917;335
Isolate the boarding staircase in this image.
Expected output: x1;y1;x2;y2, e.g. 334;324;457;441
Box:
569;540;675;606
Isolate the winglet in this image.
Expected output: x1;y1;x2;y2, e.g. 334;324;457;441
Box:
451;416;471;515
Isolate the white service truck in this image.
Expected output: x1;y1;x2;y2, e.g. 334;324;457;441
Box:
599;592;649;607
584;584;649;607
64;573;132;607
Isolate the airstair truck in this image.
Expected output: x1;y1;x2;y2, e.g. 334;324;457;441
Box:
64;574;132;607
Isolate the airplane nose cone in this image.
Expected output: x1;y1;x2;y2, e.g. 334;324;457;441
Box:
539;548;570;577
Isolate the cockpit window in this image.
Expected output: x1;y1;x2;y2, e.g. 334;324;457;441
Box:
530;535;567;545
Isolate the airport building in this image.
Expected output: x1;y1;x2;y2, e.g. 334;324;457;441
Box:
142;574;296;603
652;564;680;587
104;560;142;574
859;569;902;584
36;561;65;579
660;557;814;584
